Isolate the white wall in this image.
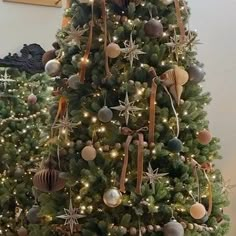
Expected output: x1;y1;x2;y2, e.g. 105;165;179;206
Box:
0;0;235;235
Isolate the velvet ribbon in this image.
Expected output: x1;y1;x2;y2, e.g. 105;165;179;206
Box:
120;127;148;194
148;67;158;144
174;0;185;43
61;0;71;28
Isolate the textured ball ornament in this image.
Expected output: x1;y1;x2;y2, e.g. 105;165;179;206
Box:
144;19;163;38
197;130;212;145
98;106;113;123
106;43;121;58
190;202;206;220
26;205;40;224
161;0;174;5
163;219;184;236
33;168;65;192
27;93;37;105
188;65;205;83
42;50;56;65
45;59;61;77
81;145;97;161
167;137;183;153
17;226;28;236
68;74;80;90
103;187;122;208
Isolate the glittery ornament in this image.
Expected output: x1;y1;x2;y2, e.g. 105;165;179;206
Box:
103;187;122;208
17;226;28;236
106;43;121;58
45;59;61;77
98;106;113;123
197;130;212;145
144;19;163;38
190;202;206;220
167;137;183;153
81;145;97;161
27;93;37;104
26;205;40;224
163;219;184;236
68;74;80;90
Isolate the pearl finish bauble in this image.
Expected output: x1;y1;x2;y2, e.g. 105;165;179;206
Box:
45;59;61;77
163;219;184;236
190;202;206;220
144;19;163;38
167;137;183;153
17;226;28;236
81;145;97;161
103;187;122;208
27;93;37;104
98;106;113;123
188;65;205;83
161;0;174;5
26;205;40;224
68;74;80;89
197;130;212;145
106;43;121;58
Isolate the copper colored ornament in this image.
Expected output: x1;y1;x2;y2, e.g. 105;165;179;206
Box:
190;202;206;220
17;226;28;236
144;19;163;38
42;50;56;65
27;93;37;105
33;158;65;192
106;43;121;58
81;145;97;161
197;130;212;145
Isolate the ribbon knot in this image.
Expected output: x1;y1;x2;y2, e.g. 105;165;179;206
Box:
120;127;148;194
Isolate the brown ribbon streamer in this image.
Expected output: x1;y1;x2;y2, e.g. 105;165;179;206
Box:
203;170;213;217
174;0;185;44
120;127;148;194
148;67;158;144
101;0;111;78
79;5;94;83
61;0;71;28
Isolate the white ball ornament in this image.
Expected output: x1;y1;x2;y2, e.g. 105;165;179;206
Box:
45;59;61;77
106;43;121;58
161;0;174;5
81;145;97;161
190;202;206;220
163;219;184;236
98;106;113;123
103;187;122;208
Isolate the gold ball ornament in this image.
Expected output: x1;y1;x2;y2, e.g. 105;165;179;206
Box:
190;202;206;220
81;145;97;161
197;130;212;145
17;226;28;236
45;59;61;77
103;187;122;208
106;43;121;58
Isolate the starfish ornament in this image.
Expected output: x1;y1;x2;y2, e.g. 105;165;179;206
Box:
0;69;15;91
57;199;85;234
221;179;236;194
144;163;168;193
121;33;146;67
111;92;142;125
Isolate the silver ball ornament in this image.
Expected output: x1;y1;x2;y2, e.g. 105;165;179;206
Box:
98;106;113;123
45;59;61;77
103;187;122;208
144;19;163;38
17;226;28;236
68;74;80;89
26;205;40;224
106;43;121;58
163;219;184;236
190;202;206;220
27;93;37;105
188;65;205;83
161;0;174;5
81;145;97;161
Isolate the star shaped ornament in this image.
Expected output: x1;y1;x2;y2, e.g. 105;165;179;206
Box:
0;69;15;91
57;199;85;234
121;33;146;67
111;92;142;125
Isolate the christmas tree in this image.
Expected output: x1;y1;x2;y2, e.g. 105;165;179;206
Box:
0;68;51;235
29;0;230;235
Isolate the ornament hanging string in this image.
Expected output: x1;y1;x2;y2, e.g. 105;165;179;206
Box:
174;0;185;43
161;84;180;138
79;3;94;83
61;0;71;28
120;126;148;194
148;67;158;144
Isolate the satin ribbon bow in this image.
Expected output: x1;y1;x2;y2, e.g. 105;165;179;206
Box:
120;126;148;194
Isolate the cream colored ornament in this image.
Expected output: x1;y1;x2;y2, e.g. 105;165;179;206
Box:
81;145;97;161
103;187;122;208
106;43;121;58
190;202;206;220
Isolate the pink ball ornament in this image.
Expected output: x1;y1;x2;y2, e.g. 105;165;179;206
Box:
190;202;206;220
197;130;212;145
27;93;37;104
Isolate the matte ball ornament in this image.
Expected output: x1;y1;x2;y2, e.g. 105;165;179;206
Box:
45;59;61;77
103;187;122;208
144;19;163;38
17;226;28;236
68;74;80;90
98;106;113;123
188;65;205;83
161;0;174;5
190;202;206;220
14;167;24;178
42;49;56;65
27;93;37;105
26;205;40;224
163;219;184;236
106;43;121;58
129;227;137;235
167;137;183;153
81;145;97;161
197;130;212;145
